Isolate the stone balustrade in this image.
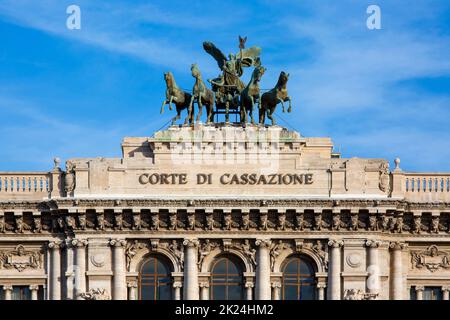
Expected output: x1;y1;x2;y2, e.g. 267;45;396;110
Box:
0;172;52;199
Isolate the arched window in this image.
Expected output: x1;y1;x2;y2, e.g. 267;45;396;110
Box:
210;256;244;300
139;255;173;300
282;255;317;300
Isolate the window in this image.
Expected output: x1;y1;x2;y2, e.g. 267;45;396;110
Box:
210;256;244;300
12;286;31;300
282;255;317;300
410;286;443;300
423;287;443;300
139;255;173;300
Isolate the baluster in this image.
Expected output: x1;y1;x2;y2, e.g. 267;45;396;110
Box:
423;178;426;192
33;177;37;192
447;178;450;192
46;177;50;192
40;177;43;191
406;178;409;192
0;177;2;192
411;179;415;192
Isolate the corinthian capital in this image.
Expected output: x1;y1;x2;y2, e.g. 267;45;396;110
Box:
389;241;408;250
109;239;127;247
255;239;272;248
183;239;199;248
365;240;381;248
328;239;344;248
48;240;62;249
72;239;88;247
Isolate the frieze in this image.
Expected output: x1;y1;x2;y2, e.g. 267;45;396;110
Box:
411;245;450;272
0;245;42;272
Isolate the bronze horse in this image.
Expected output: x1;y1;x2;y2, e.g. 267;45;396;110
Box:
240;66;266;125
188;64;215;124
259;71;292;126
160;71;193;125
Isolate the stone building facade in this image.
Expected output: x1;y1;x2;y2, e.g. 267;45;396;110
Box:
0;125;449;300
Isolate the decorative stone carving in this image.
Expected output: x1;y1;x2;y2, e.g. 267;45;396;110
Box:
312;240;329;270
171;240;186;269
238;239;257;266
0;215;5;233
344;289;378;300
169;211;177;230
125;240;145;271
90;254;105;268
223;212;232;230
294;212;305;231
15;216;24;233
95;212;105;230
79;288;111;300
346;253;363;268
332;213;343;231
270;240;289;271
77;212;86;230
132;212;141;230
0;245;42;272
114;211;123;230
259;212;268;230
431;216;440;234
205;212;214;230
411;245;450;272
151;212;160;231
64;161;76;194
187;212;196;230
33;216;42;233
368;214;378;231
413;216;422;234
380;215;389;232
379;162;390;193
198;239;218;268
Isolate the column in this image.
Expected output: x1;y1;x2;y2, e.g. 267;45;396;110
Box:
317;283;326;300
173;281;182;300
245;281;254;300
48;241;62;300
271;281;281;300
199;282;209;300
365;240;381;296
415;285;424;300
127;281;137;300
442;286;449;300
389;242;407;300
255;239;271;300
327;239;343;300
72;239;88;300
29;285;39;300
64;239;74;300
183;239;199;300
109;239;127;300
3;285;12;300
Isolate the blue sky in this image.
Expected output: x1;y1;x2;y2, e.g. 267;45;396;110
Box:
0;0;449;172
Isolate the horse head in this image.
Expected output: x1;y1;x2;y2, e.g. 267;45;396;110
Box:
191;63;201;78
254;66;266;83
276;71;289;87
164;71;174;86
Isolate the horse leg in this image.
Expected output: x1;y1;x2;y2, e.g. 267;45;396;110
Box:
160;100;168;114
249;96;255;125
172;108;181;126
185;96;195;125
196;97;203;123
278;98;286;113
240;98;246;124
286;96;292;113
268;107;276;126
225;100;230;124
168;96;173;111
